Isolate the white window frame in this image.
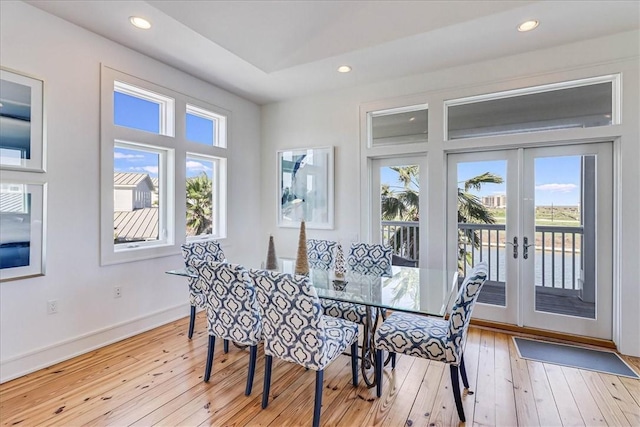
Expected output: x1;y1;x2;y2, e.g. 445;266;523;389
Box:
100;65;228;265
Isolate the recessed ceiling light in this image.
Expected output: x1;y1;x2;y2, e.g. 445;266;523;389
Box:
130;16;151;30
337;65;352;73
517;20;539;32
409;117;416;122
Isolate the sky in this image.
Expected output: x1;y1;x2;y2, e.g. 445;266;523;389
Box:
382;155;582;207
113;91;214;179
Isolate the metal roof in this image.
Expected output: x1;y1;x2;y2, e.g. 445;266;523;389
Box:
114;207;158;242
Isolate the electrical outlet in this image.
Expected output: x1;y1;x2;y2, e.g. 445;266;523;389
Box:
47;299;58;314
114;286;122;298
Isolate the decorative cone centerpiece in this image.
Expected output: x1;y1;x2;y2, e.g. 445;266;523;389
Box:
295;220;309;276
266;235;278;270
334;243;346;280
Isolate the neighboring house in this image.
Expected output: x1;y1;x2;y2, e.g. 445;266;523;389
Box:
114;172;154;211
113;173;158;243
151;177;159;206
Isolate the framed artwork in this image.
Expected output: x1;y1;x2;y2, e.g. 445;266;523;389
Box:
0;68;45;172
0;181;46;281
277;146;334;229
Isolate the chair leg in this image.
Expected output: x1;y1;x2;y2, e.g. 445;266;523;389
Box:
391;352;396;369
188;306;196;339
459;354;470;389
375;349;383;397
350;341;358;387
246;345;258;396
224;339;229;354
313;370;324;427
262;355;273;409
450;365;465;422
204;335;215;382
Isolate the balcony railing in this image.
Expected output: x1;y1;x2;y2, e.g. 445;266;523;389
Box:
381;220;584;290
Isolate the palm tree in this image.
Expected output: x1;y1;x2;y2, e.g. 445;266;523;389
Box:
186;173;213;236
457;172;503;269
381;167;503;266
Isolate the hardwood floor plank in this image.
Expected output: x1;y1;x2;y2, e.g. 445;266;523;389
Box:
598;373;640;425
403;359;446;427
380;357;430;427
472;329;495;426
544;363;585;426
562;366;607;426
579;370;632;427
494;333;518;427
526;360;562;427
508;336;541;426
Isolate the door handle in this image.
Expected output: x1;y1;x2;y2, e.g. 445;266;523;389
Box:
505;236;518;259
523;237;535;259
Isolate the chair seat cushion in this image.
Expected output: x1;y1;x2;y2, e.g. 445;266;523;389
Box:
320;298;374;325
374;312;455;363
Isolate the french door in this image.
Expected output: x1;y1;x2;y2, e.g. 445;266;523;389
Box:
447;143;613;339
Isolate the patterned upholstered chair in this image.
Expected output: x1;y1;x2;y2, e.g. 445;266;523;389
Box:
191;261;261;394
374;263;488;422
250;269;359;427
306;239;337;270
181;241;225;339
347;243;393;277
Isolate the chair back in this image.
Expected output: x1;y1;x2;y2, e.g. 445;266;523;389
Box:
249;269;325;368
447;262;488;362
306;239;337;270
347;243;392;277
181;241;226;293
191;261;261;346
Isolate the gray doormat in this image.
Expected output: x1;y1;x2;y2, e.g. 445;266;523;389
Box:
513;337;639;379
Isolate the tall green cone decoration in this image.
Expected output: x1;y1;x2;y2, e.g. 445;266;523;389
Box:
266;235;278;270
334;243;346;279
295;221;309;276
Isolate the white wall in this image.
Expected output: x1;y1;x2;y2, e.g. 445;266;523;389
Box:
0;1;262;382
261;30;640;356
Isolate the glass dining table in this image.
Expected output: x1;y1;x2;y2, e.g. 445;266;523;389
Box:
166;261;455;387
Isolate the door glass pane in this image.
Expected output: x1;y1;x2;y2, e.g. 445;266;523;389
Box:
457;161;507;306
380;164;419;266
533;155;594;319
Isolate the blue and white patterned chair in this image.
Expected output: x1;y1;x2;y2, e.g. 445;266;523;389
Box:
250;269;359;427
181;241;225;339
306;239;337;270
191;261;262;395
374;263;488;422
347;242;393;277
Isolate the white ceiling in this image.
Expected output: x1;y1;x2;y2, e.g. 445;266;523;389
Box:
27;1;640;105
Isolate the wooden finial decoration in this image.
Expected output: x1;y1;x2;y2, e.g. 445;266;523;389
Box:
295;221;309;275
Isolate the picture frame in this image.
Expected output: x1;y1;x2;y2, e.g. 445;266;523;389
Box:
277;146;334;229
0;67;45;172
0;181;46;281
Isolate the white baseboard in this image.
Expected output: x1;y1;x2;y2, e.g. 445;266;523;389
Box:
0;304;189;384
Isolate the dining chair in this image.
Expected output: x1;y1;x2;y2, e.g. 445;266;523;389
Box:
250;269;359;427
347;242;393;277
373;262;488;422
191;260;261;394
306;239;337;270
181;241;225;339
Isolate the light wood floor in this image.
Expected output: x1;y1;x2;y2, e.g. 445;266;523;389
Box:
1;312;639;426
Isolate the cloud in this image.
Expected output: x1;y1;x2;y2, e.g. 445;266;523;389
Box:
535;183;577;193
186;160;212;171
129;166;158;174
114;152;144;160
